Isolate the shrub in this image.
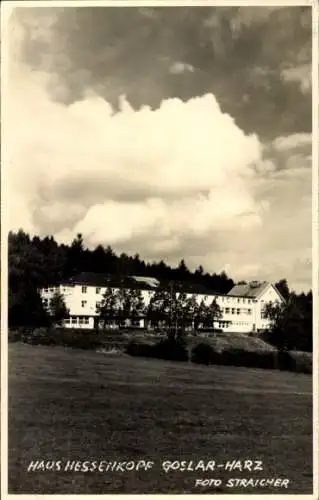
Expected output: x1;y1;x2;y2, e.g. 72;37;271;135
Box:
125;338;189;362
190;344;277;370
8;329;24;343
276;350;296;372
277;350;312;374
125;341;154;357
152;338;189;362
289;351;312;374
9;327;104;350
220;348;276;370
28;327;53;345
191;343;217;365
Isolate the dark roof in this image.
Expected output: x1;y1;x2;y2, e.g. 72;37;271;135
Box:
227;281;269;298
69;272;159;291
68;272;221;295
163;281;220;296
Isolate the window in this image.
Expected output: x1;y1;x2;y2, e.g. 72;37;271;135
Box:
247;309;252;315
64;318;70;324
81;300;87;308
248;299;251;304
84;317;89;324
237;298;240;303
43;288;49;293
96;287;101;294
49;288;54;293
82;286;87;294
79;317;84;325
237;308;241;314
231;308;235;314
43;298;48;306
225;307;230;314
71;317;78;325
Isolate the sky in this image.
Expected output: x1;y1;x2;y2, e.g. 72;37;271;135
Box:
5;4;313;292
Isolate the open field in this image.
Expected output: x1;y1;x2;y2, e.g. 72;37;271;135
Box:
8;343;312;494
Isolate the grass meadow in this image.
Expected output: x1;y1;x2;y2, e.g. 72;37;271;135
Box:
8;343;312;494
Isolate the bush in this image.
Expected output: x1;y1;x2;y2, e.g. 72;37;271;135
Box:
152;338;189;362
276;350;296;372
125;338;189;362
190;343;277;370
8;328;24;343
9;327;104;350
191;343;218;365
220;348;276;370
277;350;312;374
125;341;154;357
290;351;312;374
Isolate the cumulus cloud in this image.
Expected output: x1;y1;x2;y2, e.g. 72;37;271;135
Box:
8;56;263;239
273;133;312;152
169;61;195;74
280;64;311;94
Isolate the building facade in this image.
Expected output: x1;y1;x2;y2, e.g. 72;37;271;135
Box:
40;273;285;333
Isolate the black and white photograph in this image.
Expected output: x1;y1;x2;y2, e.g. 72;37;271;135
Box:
2;1;316;496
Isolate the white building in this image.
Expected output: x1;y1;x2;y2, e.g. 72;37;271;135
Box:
40;273;285;333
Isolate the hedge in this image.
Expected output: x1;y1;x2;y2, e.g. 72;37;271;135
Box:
9;327;104;350
191;343;312;373
126;338;189;362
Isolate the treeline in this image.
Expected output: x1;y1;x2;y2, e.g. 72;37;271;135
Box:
9;230;235;289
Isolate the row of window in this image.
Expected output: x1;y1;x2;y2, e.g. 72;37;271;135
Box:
64;316;90;325
80;303;254;313
219;296;253;304
217;321;251;328
83;287;254;304
218;322;230;328
82;286;153;295
80;302;254;314
230;321;252;326
221;307;252;315
43;287;69;293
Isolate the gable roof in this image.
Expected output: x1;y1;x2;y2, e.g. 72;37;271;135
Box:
227;281;270;298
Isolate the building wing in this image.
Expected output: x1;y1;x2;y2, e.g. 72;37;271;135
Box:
227;281;285;303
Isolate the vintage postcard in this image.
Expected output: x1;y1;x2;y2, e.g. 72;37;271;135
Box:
1;0;317;498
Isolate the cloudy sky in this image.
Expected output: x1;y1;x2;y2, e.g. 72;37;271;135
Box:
6;4;312;291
